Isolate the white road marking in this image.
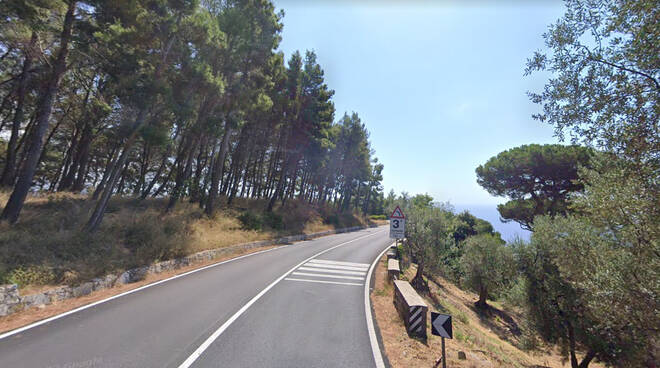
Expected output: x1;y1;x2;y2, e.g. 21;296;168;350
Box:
297;267;366;276
291;272;365;281
365;243;393;368
307;259;370;268
284;278;363;287
177;229;385;368
0;239;301;341
301;263;368;271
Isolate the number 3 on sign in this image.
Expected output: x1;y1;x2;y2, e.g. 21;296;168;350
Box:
389;218;405;238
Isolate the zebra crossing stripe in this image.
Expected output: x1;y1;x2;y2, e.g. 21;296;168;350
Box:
298;267;366;276
302;263;368;272
307;259;370;268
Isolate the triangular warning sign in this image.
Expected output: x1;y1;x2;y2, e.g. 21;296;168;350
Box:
390;206;405;219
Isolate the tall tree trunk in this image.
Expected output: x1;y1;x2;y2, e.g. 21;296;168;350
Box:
205;125;232;216
0;32;37;187
48;111;78;190
71;121;94;192
1;2;76;223
85;108;146;231
133;142;150;196
59;86;92;191
140;149;169;199
167;134;195;211
91;146;118;200
189;137;207;203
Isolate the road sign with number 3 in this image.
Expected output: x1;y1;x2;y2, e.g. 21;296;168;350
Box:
389;206;405;239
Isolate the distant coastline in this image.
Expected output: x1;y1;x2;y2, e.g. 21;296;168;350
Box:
454;204;530;242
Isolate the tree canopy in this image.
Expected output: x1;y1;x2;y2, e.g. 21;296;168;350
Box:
0;0;386;228
460;234;512;308
520;0;659;366
476;144;592;230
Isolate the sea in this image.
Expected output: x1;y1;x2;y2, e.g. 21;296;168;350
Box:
453;204;530;243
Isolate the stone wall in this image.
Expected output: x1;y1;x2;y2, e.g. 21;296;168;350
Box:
0;225;367;317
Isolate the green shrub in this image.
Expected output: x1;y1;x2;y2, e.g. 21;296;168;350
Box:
324;214;339;226
262;212;283;230
124;213;190;265
238;212;262;230
502;276;528;308
7;265;56;286
369;214;387;220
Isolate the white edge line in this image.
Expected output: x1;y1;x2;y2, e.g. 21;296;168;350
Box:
365;242;393;368
0;228;377;341
176;229;385;368
0;245;289;340
284;278;363;286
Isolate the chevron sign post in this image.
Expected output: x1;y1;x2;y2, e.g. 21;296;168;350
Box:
431;312;453;368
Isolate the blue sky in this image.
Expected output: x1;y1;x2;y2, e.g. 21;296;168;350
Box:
273;1;566;239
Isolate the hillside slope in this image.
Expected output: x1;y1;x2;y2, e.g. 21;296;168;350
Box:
371;256;605;368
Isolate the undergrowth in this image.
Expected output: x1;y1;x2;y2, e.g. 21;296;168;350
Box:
0;192;368;287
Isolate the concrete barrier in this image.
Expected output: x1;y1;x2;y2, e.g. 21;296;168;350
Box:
387;259;400;280
393;280;428;338
386;249;397;260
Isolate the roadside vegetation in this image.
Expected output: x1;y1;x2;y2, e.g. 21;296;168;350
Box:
0;192;375;289
384;0;658;367
372;256;602;368
0;1;389;289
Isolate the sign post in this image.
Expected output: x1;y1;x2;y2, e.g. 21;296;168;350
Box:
431;312;453;368
389;206;405;239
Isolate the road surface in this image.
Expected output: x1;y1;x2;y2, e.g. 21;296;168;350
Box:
0;226;392;368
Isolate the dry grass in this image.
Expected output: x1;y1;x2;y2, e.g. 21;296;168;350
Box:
0;191;368;288
0;244;279;334
371;256;605;368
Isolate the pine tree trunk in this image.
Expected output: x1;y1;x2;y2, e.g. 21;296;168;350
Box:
205;125;232;216
85;108;146;231
71;121;94;192
0;32;37;188
1;2;76;223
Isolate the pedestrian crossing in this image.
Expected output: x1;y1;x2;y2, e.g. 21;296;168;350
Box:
284;259;370;287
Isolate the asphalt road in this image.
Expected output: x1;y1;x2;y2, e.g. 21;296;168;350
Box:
0;226;392;368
